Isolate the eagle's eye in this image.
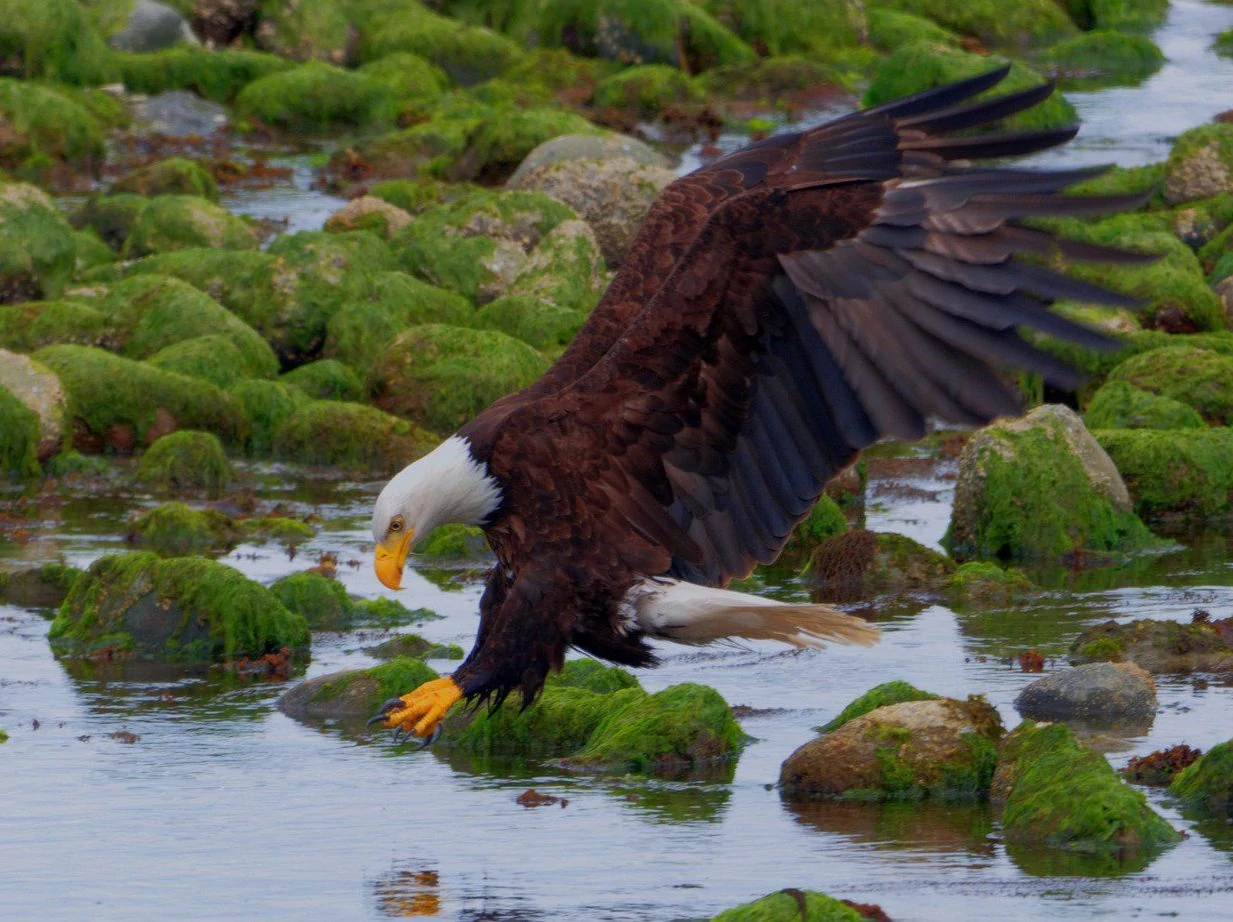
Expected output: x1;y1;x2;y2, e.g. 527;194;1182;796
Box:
389;517;404;534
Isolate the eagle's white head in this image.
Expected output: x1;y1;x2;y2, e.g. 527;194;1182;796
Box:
371;435;503;589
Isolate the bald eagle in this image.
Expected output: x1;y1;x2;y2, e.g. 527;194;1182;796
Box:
368;69;1147;745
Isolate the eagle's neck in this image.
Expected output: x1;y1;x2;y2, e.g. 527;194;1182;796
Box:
400;435;503;532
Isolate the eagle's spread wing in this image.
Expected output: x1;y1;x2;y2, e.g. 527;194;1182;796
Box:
500;69;1150;588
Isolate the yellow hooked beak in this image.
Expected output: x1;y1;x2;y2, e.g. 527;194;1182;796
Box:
374;529;415;590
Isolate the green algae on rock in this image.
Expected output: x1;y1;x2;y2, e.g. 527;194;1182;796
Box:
364;634;463;662
944;561;1035;608
270;571;352;629
1107;347;1233;425
1071;615;1233;673
549;658;641;695
130;502;240;557
112;158;220;202
1094;428;1233;518
506;218;608;313
72;229;116;273
867;9;960;51
415;524;490;561
137;430;231;494
697;0;866;55
772;495;848;572
0;0;115;85
709;889;867;922
70;194;149;251
253;0;357;65
147;335;268;389
271;399;436;472
0;79;104;181
49;552;309;662
226;379;307;457
123;195;257;258
35;345;248;452
358;3;524;84
358;52;450;103
0;383;41;479
238;515;316;547
809;528;955;597
869;0;1075;49
279;359;363;402
279;657;439;720
323;196;412;239
0;562;82;610
236;61;397;133
817;681;940;735
472;295;585;353
366;178;477;216
994;720;1180;855
1084;380;1207;431
116;46;293;103
0;182;77;304
945;404;1154;562
592;64;700;118
369;324;548;434
1040;30;1163;88
1170;740;1233;819
781;696;1004;802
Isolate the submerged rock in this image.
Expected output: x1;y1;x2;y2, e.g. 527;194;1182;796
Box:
781;696;1003;802
49;552;309;663
1014;662;1157;722
0;563;82;610
279;658;439;720
364;634;463;661
710;890;869;922
137;430;231;494
943;562;1035;607
993;720;1180;856
809;529;954;598
945;404;1152;562
0;350;67;460
130;502;239;557
1071;615;1233;673
1170;739;1233;819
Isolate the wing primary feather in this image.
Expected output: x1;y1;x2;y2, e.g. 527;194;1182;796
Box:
896;80;1058;134
859;65;1013;119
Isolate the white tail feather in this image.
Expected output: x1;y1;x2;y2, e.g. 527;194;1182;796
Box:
628;579;879;648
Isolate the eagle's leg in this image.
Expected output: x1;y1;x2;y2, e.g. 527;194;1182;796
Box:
367;676;462;745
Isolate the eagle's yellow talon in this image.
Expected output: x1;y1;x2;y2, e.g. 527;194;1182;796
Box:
378;676;463;743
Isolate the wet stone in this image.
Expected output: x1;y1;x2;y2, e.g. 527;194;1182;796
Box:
1015;662;1157;721
1071;615;1233;673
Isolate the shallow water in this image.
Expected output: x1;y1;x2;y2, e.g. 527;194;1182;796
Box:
3;456;1232;921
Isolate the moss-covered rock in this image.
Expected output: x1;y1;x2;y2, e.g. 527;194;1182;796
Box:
415;523;489;561
279;359;363;402
271;399;436;471
781;697;1004;802
1170;739;1233;819
147;335;268;389
49;552;309;662
70;194;148;251
0;562;83;609
506;218;608;313
0;79;104;181
994;720;1180;855
1040;30;1163;88
1071;615;1233;673
1072;0;1170;32
322;196;412;239
551;658;641;694
35;345;248;452
0;183;76;304
869;0;1075;49
137;430;231;494
366;178;478;216
865;43;1075;132
1094;428;1233;518
1108;347;1233;424
810;529;955;597
0;299;108;353
697;0;865;55
269;571;352;629
278;657;439;719
369;324;548;433
710;890;868;922
360;3;524;84
592;64;700;117
696;56;847;103
236;61;397;133
130;502;240;557
1163;123;1233;206
943;561;1035;607
253;0;355;64
472;295;584;352
867;9;960;51
237;515;316;548
364;633;463;661
817;681;940;734
112;157;220;202
123;195;257;258
0;383;40;478
323;272;473;369
226;378;307;457
72;228;115;273
0;348;67;461
357;51;450;104
945;404;1154;562
116;46;293;103
1084;380;1208;431
0;0;114;83
772;495;848;571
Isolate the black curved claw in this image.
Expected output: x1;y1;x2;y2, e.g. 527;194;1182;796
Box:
405;723;442;751
366;696;406;729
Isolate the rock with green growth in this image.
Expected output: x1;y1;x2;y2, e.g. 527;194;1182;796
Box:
817;681;940;734
49;552;309;662
1108;347;1233;424
780;696;1004;802
238;515;316;547
73;229;115;272
270;571;352;629
366;178;478;216
697;0;866;55
865;43;1075;132
359;3;524;85
0;0;115;85
116;46;293;103
279;359;363;402
35;345;248;452
506;219;608;314
70;194;149;251
773;495;848;571
592;65;700;118
137;431;230;494
1163;123;1233;206
551;658;641;694
1170;739;1233;819
944;561;1035;607
0;300;106;353
0;384;41;479
710;889;867;922
226;379;307;457
130;502;239;557
323;196;412;240
697;56;847;103
369;324;548;433
1094;428;1233;518
1015;661;1157;721
945;404;1154;562
1084;380;1207;431
1071;615;1233;673
0;562;82;610
0;348;68;460
254;0;355;64
415;524;489;561
236;61;397;133
278;657;439;720
810;529;955;597
147;335;268;389
868;0;1075;49
867;9;960;51
358;52;450;103
0;183;76;304
0;79;104;180
365;634;463;661
993;720;1180;856
271;399;436;472
1041;30;1163;88
124;195;257;258
324;272;473;369
473;295;584;352
112;157;219;202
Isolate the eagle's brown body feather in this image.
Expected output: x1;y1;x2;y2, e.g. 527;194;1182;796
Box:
445;69;1148;707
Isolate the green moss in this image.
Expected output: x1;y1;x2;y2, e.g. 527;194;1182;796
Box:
1084;0;1170;32
112;158;220;202
1167;122;1233;182
366;178;478;216
592;64;700;117
279;359;363;402
773;495;848;571
0;384;40;479
237;516;316;547
226;379;308;457
866;0;1075;49
818;681;939;735
70;194;148;251
49;552;309;662
359;4;525;85
324;272;473;369
137;431;230;494
1067;162;1166;205
415;523;489;560
696;0;865;55
72;228;115;272
697;56;847;102
944;561;1035;607
308;657;441;711
1108;347;1233;425
867;9;960;51
270;571;351;629
1094;428;1233;518
997;721;1181;855
236;61;397;133
1075;634;1127;662
508;219;607;312
0;299;111;352
709;890;864;921
45;449;108;477
116;47;293;103
473;295;583;352
1219;28;1233;58
148;335;267;389
349;596;442;626
35;345;248;449
0;183;76;303
131;502;239;557
1084;380;1208;431
253;0;354;64
123;195;257;258
1170;740;1233;819
0;79;104;179
459;106;602;184
369;324;549;433
0;0;115;85
0;729;6;743
1041;30;1163;89
271;399;437;471
865;43;1075;132
358;52;450;102
446;685;635;757
549;659;641;694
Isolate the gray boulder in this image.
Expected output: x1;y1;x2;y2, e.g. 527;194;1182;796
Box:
110;0;198;53
0;350;67;460
1015;662;1157;721
131;92;228;138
